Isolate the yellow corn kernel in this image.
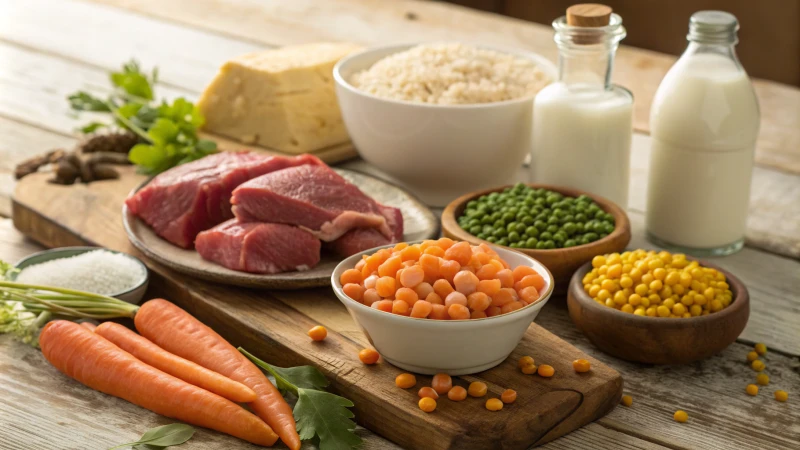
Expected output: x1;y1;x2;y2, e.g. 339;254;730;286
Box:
672;303;687;316
620;276;633;288
710;299;723;312
657;305;671;317
592;255;606;268
589;285;601;297
607;264;623;278
646;306;657;317
641;273;655;285
634;307;646;316
751;360;765;372
605;298;616;308
597;289;611;301
679;272;692;287
628;294;642;307
613;291;627;306
775;390;788;402
640;296;651;307
621;304;634;314
629;268;643;281
673;410;688;423
690;305;702;316
756;374;769;386
634;284;648;296
746;384;759;396
665;271;680;286
754;343;767;355
662;298;676;309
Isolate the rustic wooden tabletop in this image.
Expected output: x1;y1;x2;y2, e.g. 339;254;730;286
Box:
0;1;798;449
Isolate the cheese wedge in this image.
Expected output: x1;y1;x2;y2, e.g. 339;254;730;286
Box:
198;42;362;153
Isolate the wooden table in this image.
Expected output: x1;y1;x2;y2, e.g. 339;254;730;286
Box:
0;1;798;449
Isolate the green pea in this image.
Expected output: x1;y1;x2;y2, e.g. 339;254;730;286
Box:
546;225;559;234
469;225;481;235
493;228;507;238
496;238;508;246
544;240;556;249
486;236;496;243
534;220;547;231
506;222;518;232
563;222;577;235
493;219;506;228
508;231;521;243
603;223;615;234
514;223;526;234
525;237;538;248
502;212;515;222
564;239;577;247
547;216;560;225
525;226;539;238
539;231;553;241
592;222;606;233
563;214;575;224
584;232;599;242
509;242;520;248
575;213;587;223
477;233;488;240
522;216;534;226
535;241;547;249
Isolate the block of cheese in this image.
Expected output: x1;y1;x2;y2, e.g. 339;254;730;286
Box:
198;42;362;154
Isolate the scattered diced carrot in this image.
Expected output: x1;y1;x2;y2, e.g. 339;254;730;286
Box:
468;381;487;397
485;398;504;411
448;386;468;401
501;389;517;404
307;326;327;341
418;397;436;412
395;373;417;388
432;373;452;395
359;348;380;365
538;364;555;377
418;387;439;399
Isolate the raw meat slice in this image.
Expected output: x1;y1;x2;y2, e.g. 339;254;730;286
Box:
195;220;320;274
327;205;404;257
232;164;392;241
125;152;323;248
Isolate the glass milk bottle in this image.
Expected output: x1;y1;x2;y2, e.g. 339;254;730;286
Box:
532;4;633;208
646;11;759;256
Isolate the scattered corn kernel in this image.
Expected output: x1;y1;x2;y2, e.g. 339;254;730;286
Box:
538;364;555;377
583;250;732;318
468;381;488;397
501;389;517;404
751;360;765;372
746;351;759;362
746;384;759;396
418;396;437;412
307;325;327;341
620;395;632;407
395;373;417;389
673;410;688;423
754;343;767;355
572;359;591;373
774;390;788;402
359;348;380;365
485;398;504;411
756;374;769;386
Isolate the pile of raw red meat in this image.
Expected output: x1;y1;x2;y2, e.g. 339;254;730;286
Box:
125;152;403;274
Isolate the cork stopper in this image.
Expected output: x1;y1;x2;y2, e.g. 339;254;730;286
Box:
566;4;612;27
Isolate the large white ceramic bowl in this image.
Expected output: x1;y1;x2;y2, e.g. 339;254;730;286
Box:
331;243;554;375
333;43;557;207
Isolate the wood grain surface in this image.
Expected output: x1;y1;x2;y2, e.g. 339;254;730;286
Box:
10;172;625;449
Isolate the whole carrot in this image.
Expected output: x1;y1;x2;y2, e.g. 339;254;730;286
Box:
135;299;300;450
39;321;278;447
96;322;257;403
80;322;96;332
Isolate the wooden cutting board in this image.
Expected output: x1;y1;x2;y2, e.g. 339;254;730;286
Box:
11;168;623;450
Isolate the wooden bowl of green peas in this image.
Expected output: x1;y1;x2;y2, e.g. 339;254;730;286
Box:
442;183;631;289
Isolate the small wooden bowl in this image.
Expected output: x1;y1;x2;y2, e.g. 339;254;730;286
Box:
567;260;750;365
441;184;631;289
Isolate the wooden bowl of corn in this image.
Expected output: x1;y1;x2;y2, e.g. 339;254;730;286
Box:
567;250;749;365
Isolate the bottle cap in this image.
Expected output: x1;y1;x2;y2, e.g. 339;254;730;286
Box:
566;4;613;27
688;11;739;44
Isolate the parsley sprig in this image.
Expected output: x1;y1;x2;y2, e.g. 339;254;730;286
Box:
239;348;362;450
68;60;217;175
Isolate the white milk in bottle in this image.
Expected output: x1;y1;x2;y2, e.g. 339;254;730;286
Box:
646;11;759;255
532;4;633;208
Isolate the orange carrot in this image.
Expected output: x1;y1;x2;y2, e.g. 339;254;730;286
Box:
96;322;257;403
80;322;96;332
135;299;300;450
39;321;278;447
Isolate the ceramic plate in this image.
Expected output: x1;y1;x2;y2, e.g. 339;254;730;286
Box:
122;169;439;289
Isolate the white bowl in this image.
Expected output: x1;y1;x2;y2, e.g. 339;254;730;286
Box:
331;243;554;375
333;43;557;207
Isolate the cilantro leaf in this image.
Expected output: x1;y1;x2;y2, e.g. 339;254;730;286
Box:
68;92;111;112
111;60;154;100
79;121;108;133
295;388;360;450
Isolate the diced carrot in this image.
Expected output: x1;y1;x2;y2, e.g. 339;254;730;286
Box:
378;256;402;278
448;304;470;320
410;301;433;318
424;246;445;258
488;259;505;272
340;269;363;286
515;273;546;291
363;288;381;305
467;292;491;312
471;310;487;319
433;279;455;299
439;259;461;283
429;304;450;320
413;282;434;299
354;259;366;271
393;242;409;252
477;279;502;297
444;241;472;266
396;288;419;306
364;275;378;289
518;286;540;304
512;266;538;282
419;254;440;282
343;283;364;302
491;288;516;307
400;245;422;262
467;255;482;272
436;237;455;250
402;260;415;267
501;301;525;314
372;300;393;312
486;306;502;317
453;270;479;295
376;277;397;298
392;300;410;315
419;240;437;251
425;293;444;305
475;264;499;280
497;269;514;288
445;292;468;307
475;252;492;265
400;265;425;288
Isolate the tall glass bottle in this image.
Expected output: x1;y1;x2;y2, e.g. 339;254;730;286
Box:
531;4;633;208
646;11;759;256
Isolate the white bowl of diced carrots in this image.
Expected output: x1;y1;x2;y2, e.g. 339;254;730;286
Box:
331;239;554;375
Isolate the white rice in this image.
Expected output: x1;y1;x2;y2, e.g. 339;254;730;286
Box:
351;42;551;105
16;250;146;295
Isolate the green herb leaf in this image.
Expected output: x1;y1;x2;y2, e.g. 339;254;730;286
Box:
108;423;194;450
295;388;360;450
128;143;167;172
68;92;111;112
78;121;109;134
111;60;154;101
